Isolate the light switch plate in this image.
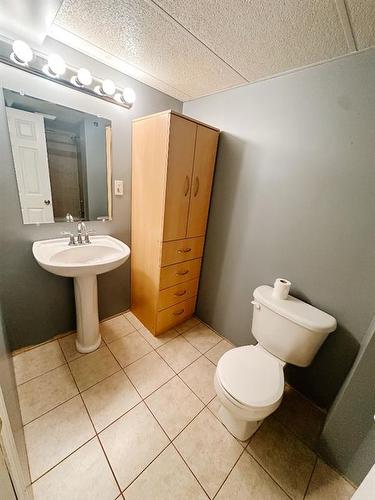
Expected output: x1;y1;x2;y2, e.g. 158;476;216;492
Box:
114;180;123;196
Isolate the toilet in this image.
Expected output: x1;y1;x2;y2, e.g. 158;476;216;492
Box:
214;285;337;441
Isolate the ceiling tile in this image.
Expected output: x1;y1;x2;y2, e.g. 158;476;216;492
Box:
52;0;245;99
345;0;375;50
154;0;349;82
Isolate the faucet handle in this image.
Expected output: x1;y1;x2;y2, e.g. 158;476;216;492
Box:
97;216;110;222
61;231;76;246
84;229;96;244
65;213;74;223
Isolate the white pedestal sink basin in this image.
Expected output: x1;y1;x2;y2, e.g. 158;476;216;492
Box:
33;235;130;353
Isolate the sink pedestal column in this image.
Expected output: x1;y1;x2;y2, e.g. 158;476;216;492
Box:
74;275;102;353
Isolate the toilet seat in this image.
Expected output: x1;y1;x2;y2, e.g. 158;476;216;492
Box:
216;345;284;409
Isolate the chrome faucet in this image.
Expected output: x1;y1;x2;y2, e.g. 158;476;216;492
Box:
77;221;86;244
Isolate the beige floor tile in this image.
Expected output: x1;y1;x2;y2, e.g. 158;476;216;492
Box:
58;334;83;362
100;315;136;343
305;459;355;500
183;323;222;353
274;384;326;449
174;316;201;333
18;365;78;424
205;339;233;365
179;356;216;403
32;437;119;500
82;371;141;432
108;331;153;367
125;444;207;500
207;397;250;448
24;395;94;481
146;376;204;439
247;417;316;499
125;351;174;398
216;451;289;500
69;346;120;391
124;311;144;329
13;341;65;385
99;402;169;490
138;326;179;349
59;333;104;362
174;408;243;498
157;336;201;372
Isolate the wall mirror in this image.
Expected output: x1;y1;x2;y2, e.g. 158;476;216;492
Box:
3;88;112;224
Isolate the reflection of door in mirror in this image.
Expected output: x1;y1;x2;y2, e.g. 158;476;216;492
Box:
6;107;54;223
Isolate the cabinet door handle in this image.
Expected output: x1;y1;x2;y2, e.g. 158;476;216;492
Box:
178;248;192;253
184;176;190;196
176;270;189;276
173;308;185;316
174;289;187;297
193;176;199;197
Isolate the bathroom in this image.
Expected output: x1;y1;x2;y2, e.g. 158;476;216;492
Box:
0;1;374;499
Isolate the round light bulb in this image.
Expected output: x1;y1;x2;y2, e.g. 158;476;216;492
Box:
76;68;92;86
122;87;136;105
47;54;66;76
102;79;116;96
11;40;33;65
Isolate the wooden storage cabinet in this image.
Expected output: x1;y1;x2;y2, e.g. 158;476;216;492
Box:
131;110;219;335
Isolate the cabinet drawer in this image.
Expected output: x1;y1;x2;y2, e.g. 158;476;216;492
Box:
159;258;201;290
158;278;199;311
161;237;204;267
156;296;196;334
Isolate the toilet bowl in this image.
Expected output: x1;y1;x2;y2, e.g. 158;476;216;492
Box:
214;345;284;440
214;285;337;441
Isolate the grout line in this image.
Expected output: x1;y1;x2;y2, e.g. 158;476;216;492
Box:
303;456;318;499
16;359;67;388
212;447;247;499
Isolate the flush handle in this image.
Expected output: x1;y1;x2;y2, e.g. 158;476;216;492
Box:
251;300;261;310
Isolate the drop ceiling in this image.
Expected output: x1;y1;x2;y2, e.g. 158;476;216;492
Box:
6;1;375;101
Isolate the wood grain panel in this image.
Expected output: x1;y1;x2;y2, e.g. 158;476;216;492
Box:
158;278;199;311
163;114;196;241
159;258;202;290
156;296;197;334
187;125;219;237
161;236;204;267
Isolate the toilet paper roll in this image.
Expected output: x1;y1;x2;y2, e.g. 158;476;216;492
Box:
272;278;291;300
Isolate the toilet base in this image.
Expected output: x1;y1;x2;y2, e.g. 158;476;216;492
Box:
218;404;263;441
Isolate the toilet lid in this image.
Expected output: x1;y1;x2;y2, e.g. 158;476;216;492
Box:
217;346;284;408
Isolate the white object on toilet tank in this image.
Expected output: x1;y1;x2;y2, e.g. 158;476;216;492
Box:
272;278;291;299
252;285;337;367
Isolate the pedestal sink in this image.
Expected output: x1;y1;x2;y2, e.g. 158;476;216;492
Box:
32;235;130;353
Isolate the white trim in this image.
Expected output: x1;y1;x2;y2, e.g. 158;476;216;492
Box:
0;387;32;500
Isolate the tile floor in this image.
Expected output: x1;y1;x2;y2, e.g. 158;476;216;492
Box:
13;311;356;500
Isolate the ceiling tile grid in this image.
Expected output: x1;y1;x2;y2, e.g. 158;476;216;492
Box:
53;0;245;98
50;0;375;101
345;0;375;50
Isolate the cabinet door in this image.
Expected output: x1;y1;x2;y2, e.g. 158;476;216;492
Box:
187;125;219;237
163;115;197;241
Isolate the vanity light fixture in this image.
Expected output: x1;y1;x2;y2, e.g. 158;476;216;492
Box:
43;53;66;78
10;40;33;66
95;79;116;96
71;68;93;87
115;87;136;106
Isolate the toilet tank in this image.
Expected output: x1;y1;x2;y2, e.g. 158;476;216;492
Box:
251;286;337;367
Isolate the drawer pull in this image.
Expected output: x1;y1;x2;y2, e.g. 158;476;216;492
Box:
177;248;192;253
173;308;185;316
193;176;200;197
174;290;187;297
176;270;189;276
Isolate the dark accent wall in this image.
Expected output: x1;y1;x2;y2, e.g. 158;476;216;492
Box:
183;49;375;409
319;317;375;485
0;39;182;350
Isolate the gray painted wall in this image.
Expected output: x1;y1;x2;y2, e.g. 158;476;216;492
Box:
183;49;375;409
0;39;182;350
319;317;375;485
